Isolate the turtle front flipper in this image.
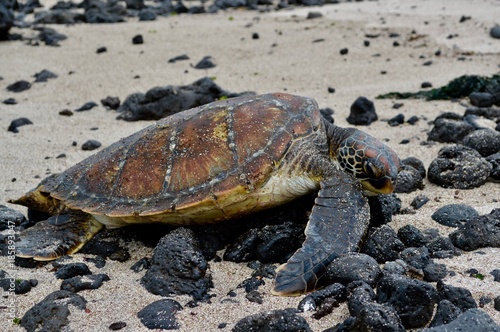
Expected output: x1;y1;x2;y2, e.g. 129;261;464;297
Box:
272;173;370;296
16;211;104;261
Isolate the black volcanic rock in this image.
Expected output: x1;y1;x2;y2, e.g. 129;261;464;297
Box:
233;308;311;332
117;77;253;121
431;204;479;227
137;299;182;330
449;209;500;251
428;145;492;189
376;274;438;329
461;129;500;157
20;290;87;331
141;228;212;301
8;117;33;133
346;96;378;125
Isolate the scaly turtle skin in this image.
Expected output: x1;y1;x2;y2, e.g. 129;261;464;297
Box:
10;93;400;296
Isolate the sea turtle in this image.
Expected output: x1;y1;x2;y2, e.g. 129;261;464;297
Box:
10;93;400;296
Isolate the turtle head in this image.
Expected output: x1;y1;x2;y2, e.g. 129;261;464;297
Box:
335;129;400;195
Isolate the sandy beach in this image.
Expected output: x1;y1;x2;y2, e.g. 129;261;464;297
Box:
1;0;500;330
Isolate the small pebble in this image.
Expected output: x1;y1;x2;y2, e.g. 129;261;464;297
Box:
59;109;73;116
74;101;98;112
100;96;120;110
306;11;322;19
495;296;500;311
490;269;500;282
490;25;500;39
194;55;216;69
33;69;57;83
340;47;348;55
96;46;107;53
109;321;127;330
132;34;143;44
168;54;190;63
410;194;429;209
8;117;33;133
3;98;17;104
388;113;404;126
7;80;31;92
81;140;101;151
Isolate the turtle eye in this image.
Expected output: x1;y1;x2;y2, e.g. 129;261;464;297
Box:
363;159;385;179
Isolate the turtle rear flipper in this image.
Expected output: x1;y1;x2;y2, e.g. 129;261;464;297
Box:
16;211;103;261
272;174;370;296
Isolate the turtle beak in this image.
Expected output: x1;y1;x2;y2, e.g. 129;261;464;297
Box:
361;176;396;195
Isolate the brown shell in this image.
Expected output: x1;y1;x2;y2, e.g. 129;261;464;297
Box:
42;93;322;218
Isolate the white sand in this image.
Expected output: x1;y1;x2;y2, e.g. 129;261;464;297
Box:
1;0;499;330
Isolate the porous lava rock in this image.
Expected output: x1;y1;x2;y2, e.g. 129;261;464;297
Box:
0;204;26;230
486;152;500;180
395;163;424;193
223;221;304;264
324;253;382;288
60;273;110;292
422;309;499;331
8;117;33;133
428;116;474;143
117;77;253;121
461;128;500;157
232;308;312;332
137;299;182;330
428;145;492;189
361;225;404;263
436;280;477;311
449;209;500;251
141;227;212;300
346;96;378;125
376;274;438;328
428;300;462;328
54;262;92;279
368;194;401;227
298;283;348;312
431;204;479;227
20;290;87;331
349;302;405;332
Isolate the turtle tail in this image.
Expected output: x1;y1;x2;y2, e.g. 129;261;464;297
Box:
16;211;103;261
9;174;66;216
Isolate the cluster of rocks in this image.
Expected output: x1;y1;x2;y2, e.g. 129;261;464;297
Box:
4;184;500;330
425;82;500;188
116;76;255;121
374;75;500;190
0;0;348;43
